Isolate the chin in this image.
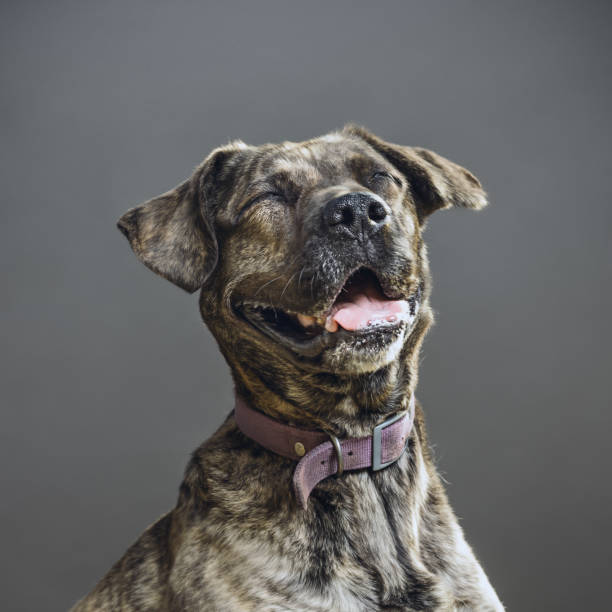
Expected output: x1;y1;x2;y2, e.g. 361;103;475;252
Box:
320;322;409;374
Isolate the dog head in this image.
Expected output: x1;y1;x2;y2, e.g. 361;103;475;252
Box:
118;126;486;388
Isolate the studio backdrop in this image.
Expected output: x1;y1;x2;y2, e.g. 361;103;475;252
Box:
1;2;611;611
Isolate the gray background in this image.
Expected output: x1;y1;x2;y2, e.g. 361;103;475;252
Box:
1;1;611;610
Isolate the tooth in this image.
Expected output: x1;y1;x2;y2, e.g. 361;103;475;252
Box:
297;313;316;327
325;317;338;333
316;316;326;326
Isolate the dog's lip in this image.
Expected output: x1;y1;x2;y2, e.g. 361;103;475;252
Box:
232;268;421;357
234;301;407;357
238;266;409;324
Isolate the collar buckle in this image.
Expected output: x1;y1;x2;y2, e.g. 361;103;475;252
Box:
372;412;406;471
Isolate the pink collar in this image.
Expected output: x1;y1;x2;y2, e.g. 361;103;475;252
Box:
234;394;416;508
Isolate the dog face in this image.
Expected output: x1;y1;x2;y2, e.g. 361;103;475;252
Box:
118;126;486;378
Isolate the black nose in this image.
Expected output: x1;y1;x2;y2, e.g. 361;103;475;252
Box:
323;192;390;241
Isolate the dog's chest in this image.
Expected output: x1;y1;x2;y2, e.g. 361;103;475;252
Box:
171;466;440;611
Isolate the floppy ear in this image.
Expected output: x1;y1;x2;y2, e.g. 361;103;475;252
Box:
117;146;238;293
344;125;487;222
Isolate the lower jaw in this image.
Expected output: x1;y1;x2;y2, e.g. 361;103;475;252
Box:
319;323;409;374
240;305;411;366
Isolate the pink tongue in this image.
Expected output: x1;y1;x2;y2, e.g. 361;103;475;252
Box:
331;284;408;331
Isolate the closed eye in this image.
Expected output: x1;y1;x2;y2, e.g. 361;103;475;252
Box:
369;171;402;188
238;192;287;219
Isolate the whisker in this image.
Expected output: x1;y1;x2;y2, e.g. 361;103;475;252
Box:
253;275;283;298
279;270;298;301
251;254;302;301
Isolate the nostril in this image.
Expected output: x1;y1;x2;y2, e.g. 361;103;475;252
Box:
368;201;387;223
328;202;355;227
340;205;354;227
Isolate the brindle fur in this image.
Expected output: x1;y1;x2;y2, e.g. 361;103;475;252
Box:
73;126;503;611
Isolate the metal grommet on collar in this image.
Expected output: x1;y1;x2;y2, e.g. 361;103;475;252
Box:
327;434;344;476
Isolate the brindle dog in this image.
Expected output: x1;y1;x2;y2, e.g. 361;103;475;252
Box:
73;126;503;611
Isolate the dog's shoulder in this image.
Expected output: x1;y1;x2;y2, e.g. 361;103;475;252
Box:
71;511;173;611
71;418;240;611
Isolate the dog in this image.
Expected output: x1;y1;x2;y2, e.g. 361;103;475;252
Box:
73;126;503;611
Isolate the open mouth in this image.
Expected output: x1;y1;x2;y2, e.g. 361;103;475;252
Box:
236;268;420;356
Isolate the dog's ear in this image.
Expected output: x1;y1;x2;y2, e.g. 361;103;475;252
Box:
344;125;487;222
117;145;240;293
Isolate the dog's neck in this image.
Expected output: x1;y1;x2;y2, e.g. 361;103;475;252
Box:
224;315;430;438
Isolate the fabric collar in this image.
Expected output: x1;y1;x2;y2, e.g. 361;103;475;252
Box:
234;393;415;508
